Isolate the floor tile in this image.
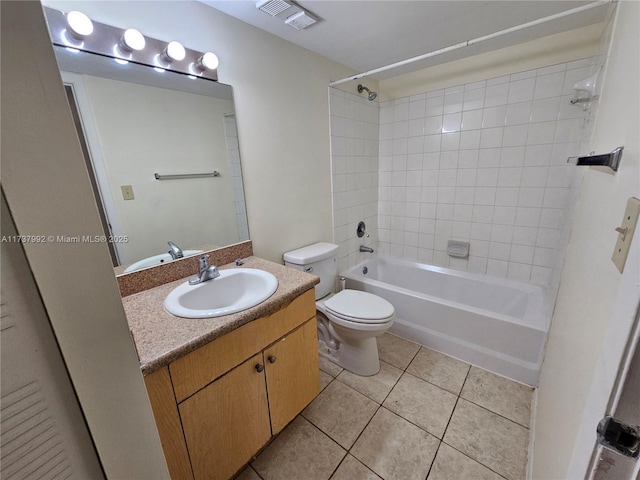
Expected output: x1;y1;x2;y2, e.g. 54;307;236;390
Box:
319;355;344;377
461;366;533;427
302;379;379;449
234;465;261;480
377;333;421;369
252;416;345;480
351;407;440;480
337;361;402;403
406;347;470;394
320;370;334;391
428;443;505;480
443;399;529;480
330;454;382;480
383;373;457;438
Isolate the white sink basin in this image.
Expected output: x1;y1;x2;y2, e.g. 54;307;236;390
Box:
124;250;203;273
164;268;278;319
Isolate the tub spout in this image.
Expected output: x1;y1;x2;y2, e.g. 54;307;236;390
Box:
359;245;374;253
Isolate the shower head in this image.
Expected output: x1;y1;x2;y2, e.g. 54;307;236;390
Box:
357;84;377;101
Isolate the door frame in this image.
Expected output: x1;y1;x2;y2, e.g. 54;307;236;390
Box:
60;71;126;264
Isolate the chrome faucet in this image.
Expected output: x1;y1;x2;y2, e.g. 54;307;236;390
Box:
359;245;374;253
167;241;184;260
189;255;220;285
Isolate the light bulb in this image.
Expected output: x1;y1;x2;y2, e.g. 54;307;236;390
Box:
66;11;93;38
165;41;186;62
122;29;145;51
197;52;219;71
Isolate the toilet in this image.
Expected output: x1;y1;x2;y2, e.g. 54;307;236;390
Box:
283;242;395;376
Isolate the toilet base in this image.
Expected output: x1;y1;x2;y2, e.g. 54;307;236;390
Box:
318;339;381;377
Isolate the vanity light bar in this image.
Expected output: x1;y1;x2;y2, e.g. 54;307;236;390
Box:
43;7;219;82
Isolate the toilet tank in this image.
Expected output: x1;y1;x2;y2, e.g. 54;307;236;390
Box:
283;242;339;300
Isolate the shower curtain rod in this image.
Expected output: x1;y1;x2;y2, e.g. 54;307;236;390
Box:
329;0;611;87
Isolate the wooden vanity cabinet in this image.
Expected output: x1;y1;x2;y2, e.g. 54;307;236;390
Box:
179;353;271;480
145;289;319;480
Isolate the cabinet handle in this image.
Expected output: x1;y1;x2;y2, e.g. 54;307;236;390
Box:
267;355;277;364
255;364;264;373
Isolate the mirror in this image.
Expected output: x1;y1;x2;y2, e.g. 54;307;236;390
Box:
53;46;249;274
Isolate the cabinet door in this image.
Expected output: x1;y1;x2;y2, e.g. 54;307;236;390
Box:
264;319;320;433
179;353;270;480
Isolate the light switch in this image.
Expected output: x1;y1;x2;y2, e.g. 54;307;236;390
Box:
612;197;640;273
121;185;135;201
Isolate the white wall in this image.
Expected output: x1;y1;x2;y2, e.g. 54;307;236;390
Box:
45;0;356;263
82;75;239;263
223;114;250;242
533;1;640;478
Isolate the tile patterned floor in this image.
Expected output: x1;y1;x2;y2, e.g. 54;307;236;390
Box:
237;333;533;480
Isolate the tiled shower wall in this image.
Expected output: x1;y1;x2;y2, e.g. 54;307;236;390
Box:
377;58;601;287
329;89;380;272
223;114;249;241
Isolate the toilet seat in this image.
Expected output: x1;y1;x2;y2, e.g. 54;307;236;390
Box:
324;290;395;325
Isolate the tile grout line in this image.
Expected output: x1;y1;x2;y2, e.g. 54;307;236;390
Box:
424;365;472;480
458;396;532;430
439;440;511;480
325;342;422;479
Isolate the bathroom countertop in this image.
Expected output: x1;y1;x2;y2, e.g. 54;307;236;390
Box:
122;256;319;376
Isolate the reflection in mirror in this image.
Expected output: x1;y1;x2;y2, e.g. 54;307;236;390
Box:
53;46;249;274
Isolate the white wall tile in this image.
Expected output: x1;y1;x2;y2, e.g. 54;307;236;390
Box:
443;92;464;114
480;127;504;148
478;148;501;168
531;97;561;123
521;166;549;187
347;60;592;288
482;105;507;128
463;88;485;111
441;132;461;151
460;129;481;150
502;125;529;147
425;96;444;116
508;77;536;103
505;102;532;125
528;121;557;145
533;72;565;99
442;113;462;133
484;83;509;107
487;259;509;277
462;110;483;130
476;168;498;186
507;262;532;281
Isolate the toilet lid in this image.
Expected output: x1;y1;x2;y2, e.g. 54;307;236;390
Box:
324;290;394;323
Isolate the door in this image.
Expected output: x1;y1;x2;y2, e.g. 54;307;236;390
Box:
1;190;104;479
179;353;271;480
590;306;640;480
264;319;320;434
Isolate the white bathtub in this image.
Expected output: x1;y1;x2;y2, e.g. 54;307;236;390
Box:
343;257;550;386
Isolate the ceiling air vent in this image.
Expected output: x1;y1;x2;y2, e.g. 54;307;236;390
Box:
256;0;292;17
285;11;316;30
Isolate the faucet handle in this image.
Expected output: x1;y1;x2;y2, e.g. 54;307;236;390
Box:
198;254;210;271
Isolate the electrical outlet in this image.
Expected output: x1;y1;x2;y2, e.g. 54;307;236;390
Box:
121;185;135;201
612;197;640;273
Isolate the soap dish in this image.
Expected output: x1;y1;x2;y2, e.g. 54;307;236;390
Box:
447;240;470;258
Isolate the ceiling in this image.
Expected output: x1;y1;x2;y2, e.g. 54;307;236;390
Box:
201;1;610;80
